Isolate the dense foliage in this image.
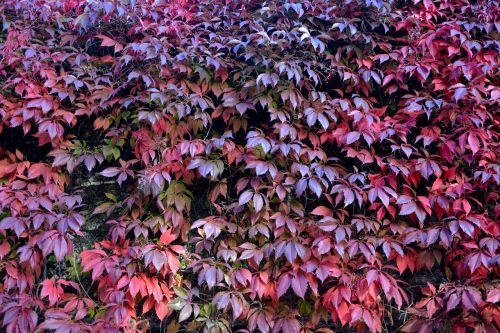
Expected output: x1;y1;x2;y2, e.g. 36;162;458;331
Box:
0;0;499;332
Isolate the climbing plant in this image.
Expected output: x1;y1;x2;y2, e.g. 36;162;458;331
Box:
0;0;498;332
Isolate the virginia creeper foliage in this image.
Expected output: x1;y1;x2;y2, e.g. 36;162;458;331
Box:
0;0;499;332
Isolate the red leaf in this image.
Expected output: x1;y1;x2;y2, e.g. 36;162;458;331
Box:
486;290;500;303
291;273;308;299
129;276;141;297
311;206;332;216
155;301;170;320
277;273;291;297
467;133;480;154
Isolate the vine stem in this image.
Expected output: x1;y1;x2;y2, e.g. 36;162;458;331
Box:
73;250;94;302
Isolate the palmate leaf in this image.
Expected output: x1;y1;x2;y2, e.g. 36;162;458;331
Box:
0;0;498;332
